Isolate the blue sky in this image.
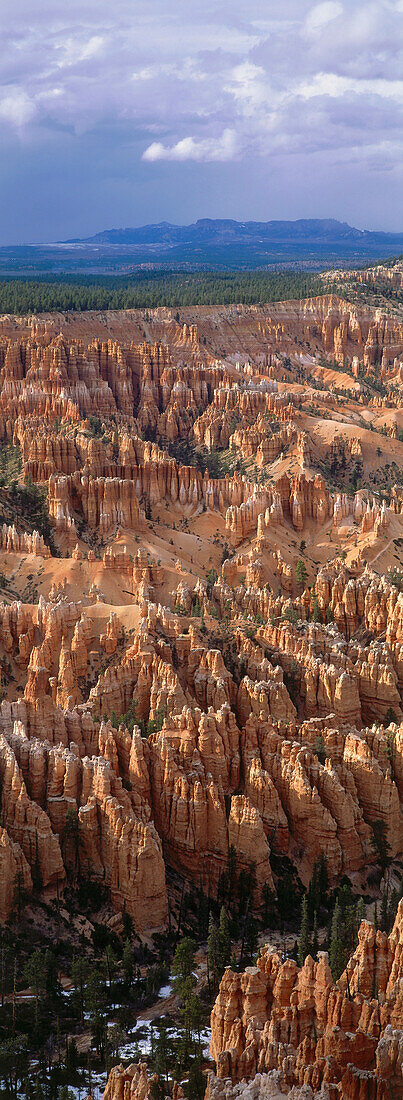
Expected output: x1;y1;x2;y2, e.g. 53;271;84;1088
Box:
1;0;402;242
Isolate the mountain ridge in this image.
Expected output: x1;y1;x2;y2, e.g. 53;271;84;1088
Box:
64;217;400;246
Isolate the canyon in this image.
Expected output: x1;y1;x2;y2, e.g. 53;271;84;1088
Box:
0;282;401;1098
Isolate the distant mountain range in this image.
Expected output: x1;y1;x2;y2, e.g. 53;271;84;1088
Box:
66;217;403;249
0;219;402;277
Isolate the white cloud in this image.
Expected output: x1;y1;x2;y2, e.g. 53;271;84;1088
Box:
131;59;205;83
305;1;343;34
143;128;238;162
225;61;271;114
299;72;403;100
0;87;36;126
56;35;105;68
0;0;402;177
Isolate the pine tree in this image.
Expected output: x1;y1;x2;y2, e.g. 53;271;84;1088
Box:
312;595;322;623
312;911;318;958
262;882;275;928
122;939;134;985
13;870;26;921
314;735;326;765
227;844;237;903
356;896;365;928
296;560;308;589
197;880;209;938
218;907;231;974
318;852;328;908
244;915;259;962
71;955;89;1024
207;916;218;995
329;899;345;981
152;1023;171;1093
380;892;389;933
62;808;82;874
172;936;198;1061
298;896;310;967
371;820;391;874
307;862;319;919
23;951;47;1029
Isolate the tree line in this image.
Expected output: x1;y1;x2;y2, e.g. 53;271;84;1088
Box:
0;271;324;314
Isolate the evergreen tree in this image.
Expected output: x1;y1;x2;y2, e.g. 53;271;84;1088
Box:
318;852;328;908
380;892;389;933
206;916;218;995
314;735;326;765
312;595;322;623
389;887;400;927
197;880;210;938
32;831;42;891
187;1053;205;1100
244;915;259;962
66;1037;78;1077
152;1023;171;1093
227;844;237;903
0;1037;29;1097
329;899;345;981
371;820;391;874
13;870;27;921
307;863;319;920
102;945;118;997
262;882;275;928
356;896;365;928
218;907;231;973
237;863;257;917
298;896;310;967
71;956;90;1024
62;808;82;874
23;951;47;1029
122;939;134;986
85;966;107;1049
172;936;198;1054
296;560;308;589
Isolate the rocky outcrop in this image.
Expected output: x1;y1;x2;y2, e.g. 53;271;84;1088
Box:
0;731;65;888
210;902;403;1094
0;524;50;556
103;1063;159;1100
145;704;240;893
0;717;167;930
206;1072;327;1100
0;826;32;921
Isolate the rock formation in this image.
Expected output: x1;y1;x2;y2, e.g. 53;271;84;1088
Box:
210;902;403;1096
0;289;401;955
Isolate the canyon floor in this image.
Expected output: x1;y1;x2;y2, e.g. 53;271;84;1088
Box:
0;264;401;1100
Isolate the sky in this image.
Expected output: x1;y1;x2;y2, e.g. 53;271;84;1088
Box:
0;0;402;243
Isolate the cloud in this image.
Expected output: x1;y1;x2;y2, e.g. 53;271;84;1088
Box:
1;0;401;158
143;128;237;161
225;61;271;115
56;35;105;68
0;0;402;238
0;87;36;126
304;2;343;35
299;73;403;100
